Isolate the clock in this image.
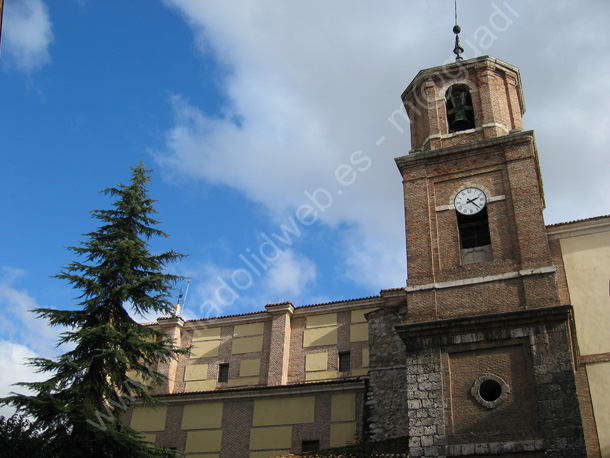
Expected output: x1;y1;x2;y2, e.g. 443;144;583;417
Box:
454;187;486;215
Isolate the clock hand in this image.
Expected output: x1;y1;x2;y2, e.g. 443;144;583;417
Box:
466;197;480;208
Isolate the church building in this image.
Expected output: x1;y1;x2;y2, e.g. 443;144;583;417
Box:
126;38;610;458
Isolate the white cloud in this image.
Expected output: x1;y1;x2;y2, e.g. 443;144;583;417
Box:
2;0;53;73
158;1;610;294
262;249;317;299
0;341;47;418
341;227;406;290
0;268;61;417
157;1;416;289
176;247;318;320
186;262;242;319
0;267;60;355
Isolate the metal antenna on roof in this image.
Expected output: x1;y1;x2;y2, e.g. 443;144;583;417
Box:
174;278;191;317
453;0;464;62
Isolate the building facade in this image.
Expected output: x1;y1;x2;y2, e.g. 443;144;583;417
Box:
547;216;610;457
127;55;610;458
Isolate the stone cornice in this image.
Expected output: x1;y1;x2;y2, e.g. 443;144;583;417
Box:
265;301;295;315
395;304;573;342
149;378;367;404
404;266;556;293
395;130;535;170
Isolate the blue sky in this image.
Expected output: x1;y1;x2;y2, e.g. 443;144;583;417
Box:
2;0;610;414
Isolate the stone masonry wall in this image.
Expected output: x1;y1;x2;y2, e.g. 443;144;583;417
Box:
392;306;588;458
405;348;445;457
366;302;409;441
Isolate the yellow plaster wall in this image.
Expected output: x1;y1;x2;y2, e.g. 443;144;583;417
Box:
193;327;221;341
305;370;338;381
331;392;356;422
305;351;328;371
234;322;265;337
307;313;337;328
191;339;221;358
185;379;216;392
228;376;260;387
560;231;610;355
559;230;610;456
249;425;293;450
350;322;369;342
130;406;167;431
351;308;377;323
252;396;315;426
185;429;223;453
352;369;368;376
185;363;209;381
126;369;149;386
362;347;369;367
232;335;264;354
181;401;223;429
587;362;610;458
303;327;338;347
330;422;357;448
141;433;156;443
240;358;261;377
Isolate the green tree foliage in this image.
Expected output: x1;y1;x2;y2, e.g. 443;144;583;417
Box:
1;163;187;457
0;414;51;458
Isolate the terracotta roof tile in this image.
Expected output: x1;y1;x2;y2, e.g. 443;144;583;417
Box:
296;295;382;309
546;214;610;228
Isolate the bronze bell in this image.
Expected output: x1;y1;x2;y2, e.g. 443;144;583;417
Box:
447;87;474;132
450;105;472;132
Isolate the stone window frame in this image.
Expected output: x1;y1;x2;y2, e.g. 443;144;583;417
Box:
471;373;510;409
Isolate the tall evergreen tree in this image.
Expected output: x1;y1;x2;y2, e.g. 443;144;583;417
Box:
0;414;51;458
1;163;188;457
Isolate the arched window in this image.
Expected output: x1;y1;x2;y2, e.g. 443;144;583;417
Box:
446;84;475;133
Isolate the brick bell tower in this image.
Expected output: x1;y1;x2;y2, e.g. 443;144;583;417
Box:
397;55;558;319
366;41;589;457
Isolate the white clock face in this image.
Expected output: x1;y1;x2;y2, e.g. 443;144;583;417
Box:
454;187;486;215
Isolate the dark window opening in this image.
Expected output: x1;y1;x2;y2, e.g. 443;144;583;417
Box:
339;352;351;373
446;84;475;133
218;363;229;383
479;379;503;402
302;440;320;452
457;208;491;249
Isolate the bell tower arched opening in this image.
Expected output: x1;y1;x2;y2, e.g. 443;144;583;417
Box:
446;83;475;133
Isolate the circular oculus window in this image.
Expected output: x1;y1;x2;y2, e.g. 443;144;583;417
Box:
471;374;510;409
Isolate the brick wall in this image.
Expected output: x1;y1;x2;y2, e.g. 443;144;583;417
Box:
402;57;524;153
